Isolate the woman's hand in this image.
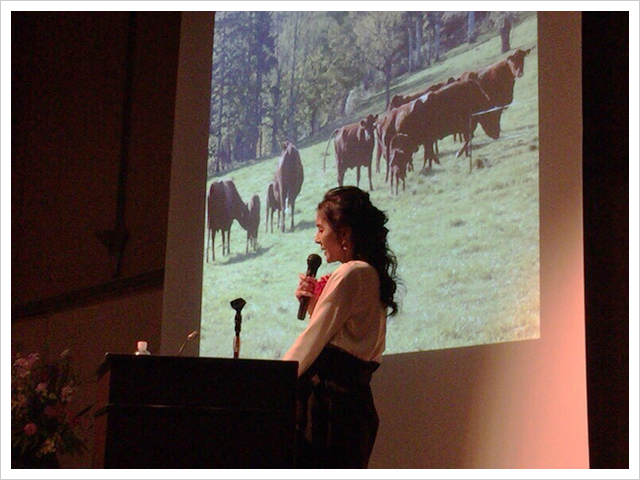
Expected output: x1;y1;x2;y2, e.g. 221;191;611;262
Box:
295;274;332;318
295;274;318;302
295;274;318;317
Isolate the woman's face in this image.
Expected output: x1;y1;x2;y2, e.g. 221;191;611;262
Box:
315;212;347;263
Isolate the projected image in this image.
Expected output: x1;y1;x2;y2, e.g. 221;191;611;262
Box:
200;12;539;359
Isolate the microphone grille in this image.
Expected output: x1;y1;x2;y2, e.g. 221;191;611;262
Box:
308;253;322;265
187;331;199;340
307;253;322;274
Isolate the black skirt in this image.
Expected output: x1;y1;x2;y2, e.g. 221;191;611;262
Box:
295;345;380;469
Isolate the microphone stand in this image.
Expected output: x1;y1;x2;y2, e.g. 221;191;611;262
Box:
233;312;241;359
230;298;246;359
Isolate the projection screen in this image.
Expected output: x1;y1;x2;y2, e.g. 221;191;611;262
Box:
197;11;539;360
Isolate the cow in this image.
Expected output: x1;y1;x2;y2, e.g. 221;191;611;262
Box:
389;91;426;111
379;78;457;174
387;134;413;195
388;78;455;110
206;179;249;261
374;109;396;177
245;194;260;253
323;113;378;190
265;181;281;233
458;48;532;140
394;78;493;170
377;104;440;179
375;101;443;181
274;141;304;232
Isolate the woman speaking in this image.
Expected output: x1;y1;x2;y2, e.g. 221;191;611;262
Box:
283;186;401;469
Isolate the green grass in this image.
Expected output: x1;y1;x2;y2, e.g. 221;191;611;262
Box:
200;15;539;359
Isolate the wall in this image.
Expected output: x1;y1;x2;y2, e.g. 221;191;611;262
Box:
11;11;179;308
10;11;181;468
582;12;630;469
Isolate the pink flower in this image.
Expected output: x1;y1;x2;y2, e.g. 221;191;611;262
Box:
313;274;331;296
44;406;56;417
36;383;48;395
14;353;40;378
14;353;39;369
24;423;37;436
14;358;27;368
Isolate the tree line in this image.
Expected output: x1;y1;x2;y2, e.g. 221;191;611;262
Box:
208;11;528;175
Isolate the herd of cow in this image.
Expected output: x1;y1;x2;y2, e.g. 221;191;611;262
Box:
206;48;533;261
327;47;533;195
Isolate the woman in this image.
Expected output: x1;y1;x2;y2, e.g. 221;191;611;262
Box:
283;186;400;469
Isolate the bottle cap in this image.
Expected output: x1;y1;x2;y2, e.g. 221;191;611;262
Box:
137;341;148;351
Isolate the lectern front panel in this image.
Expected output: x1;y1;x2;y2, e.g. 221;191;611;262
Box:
93;354;298;468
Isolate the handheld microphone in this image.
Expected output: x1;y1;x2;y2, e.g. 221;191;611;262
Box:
297;253;322;320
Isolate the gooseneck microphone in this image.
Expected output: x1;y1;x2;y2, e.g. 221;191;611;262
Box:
177;330;199;355
297;253;322;320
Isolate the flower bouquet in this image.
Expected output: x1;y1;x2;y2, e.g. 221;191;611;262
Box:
11;350;92;468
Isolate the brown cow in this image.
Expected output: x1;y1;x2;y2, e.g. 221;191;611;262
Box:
374;109;399;178
206;179;249;261
323;113;378;190
274;141;304;232
206;181;229;262
375;101;442;182
245;194;260;253
378;78;456;174
388;78;455;110
265;181;281;233
394;78;493;169
388;134;413;195
459;48;532;140
376;106;437;179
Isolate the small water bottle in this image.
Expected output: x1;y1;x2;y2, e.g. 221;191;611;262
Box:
135;341;151;355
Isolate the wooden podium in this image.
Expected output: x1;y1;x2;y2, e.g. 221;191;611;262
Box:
93;354;298;468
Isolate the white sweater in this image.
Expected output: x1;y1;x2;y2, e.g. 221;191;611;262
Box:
283;260;386;376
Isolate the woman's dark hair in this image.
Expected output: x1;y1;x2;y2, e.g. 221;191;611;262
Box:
317;186;400;316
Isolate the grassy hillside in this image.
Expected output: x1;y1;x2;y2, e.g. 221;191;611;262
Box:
200;15;539;359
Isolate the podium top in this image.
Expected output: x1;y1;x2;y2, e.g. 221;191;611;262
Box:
96;352;297;376
96;353;298;411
